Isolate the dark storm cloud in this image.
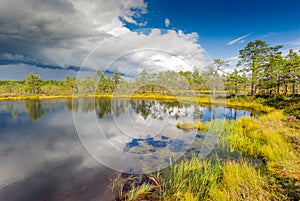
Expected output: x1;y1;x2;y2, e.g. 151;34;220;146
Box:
0;0;147;67
0;0;210;80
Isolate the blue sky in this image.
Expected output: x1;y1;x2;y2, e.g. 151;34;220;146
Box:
134;0;300;59
0;0;299;80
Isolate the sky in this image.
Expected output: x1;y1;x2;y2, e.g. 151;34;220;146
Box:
0;0;299;80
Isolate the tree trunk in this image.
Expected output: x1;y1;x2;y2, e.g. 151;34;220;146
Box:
277;83;280;96
285;84;288;95
292;82;295;99
235;82;238;98
213;74;216;96
251;82;255;96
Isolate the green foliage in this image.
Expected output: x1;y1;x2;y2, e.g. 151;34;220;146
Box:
0;39;299;100
24;72;42;94
238;40;271;96
225;69;245;97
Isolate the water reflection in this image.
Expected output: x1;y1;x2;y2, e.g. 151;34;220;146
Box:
0;100;115;201
70;98;257;173
0;98;257;200
24;101;45;121
0;98;257;122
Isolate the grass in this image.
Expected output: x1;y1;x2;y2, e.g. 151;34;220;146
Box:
1;93;299;199
176;121;208;131
111;108;300;200
155;156;222;200
110;174;161;201
224;97;275;113
226;111;300;199
209;160;274;201
227;111;298;166
112;156;280;201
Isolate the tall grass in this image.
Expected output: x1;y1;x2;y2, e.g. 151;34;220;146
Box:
225;110;300;199
112;109;299;200
227;111;298;169
114;155;277;200
154;156;221;200
209;161;275;201
224;96;275;113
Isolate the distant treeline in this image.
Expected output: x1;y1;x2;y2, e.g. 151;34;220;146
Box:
0;40;299;98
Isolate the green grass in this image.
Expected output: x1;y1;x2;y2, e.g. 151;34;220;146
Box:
225;111;300;199
227;111;298;167
2;93;299;199
111;108;300;200
209;160;275;201
154;156;222;200
224;96;275;113
176;121;208;131
112;156;280;201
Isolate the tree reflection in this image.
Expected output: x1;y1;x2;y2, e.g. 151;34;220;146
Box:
1;99;254;123
25;100;45;121
192;105;204;120
207;105;216;120
5;101;20;118
95;99;112;119
111;99;128;117
65;98;114;119
59;98;259;122
130;100;190;121
130;100;153;120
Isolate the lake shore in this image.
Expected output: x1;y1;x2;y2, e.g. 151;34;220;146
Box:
1;94;299;200
111;110;300;200
0;93;276;114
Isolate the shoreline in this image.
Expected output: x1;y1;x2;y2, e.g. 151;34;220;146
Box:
0;94;275;113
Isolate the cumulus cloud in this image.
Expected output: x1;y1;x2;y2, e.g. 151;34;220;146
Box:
227;33;252;46
81;29;210;77
164;18;170;27
0;0;210;78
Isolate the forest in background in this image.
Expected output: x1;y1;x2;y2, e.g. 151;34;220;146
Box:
0;40;299;98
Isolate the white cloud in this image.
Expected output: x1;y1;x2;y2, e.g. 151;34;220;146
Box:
164;18;170;27
286;38;300;46
261;32;276;39
227;33;252;46
281;38;300;56
0;0;210;79
78;29;210;79
219;56;241;73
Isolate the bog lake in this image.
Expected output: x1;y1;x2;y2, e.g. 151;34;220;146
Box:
0;98;257;201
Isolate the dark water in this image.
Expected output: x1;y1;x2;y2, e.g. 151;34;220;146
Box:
0;98;256;201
